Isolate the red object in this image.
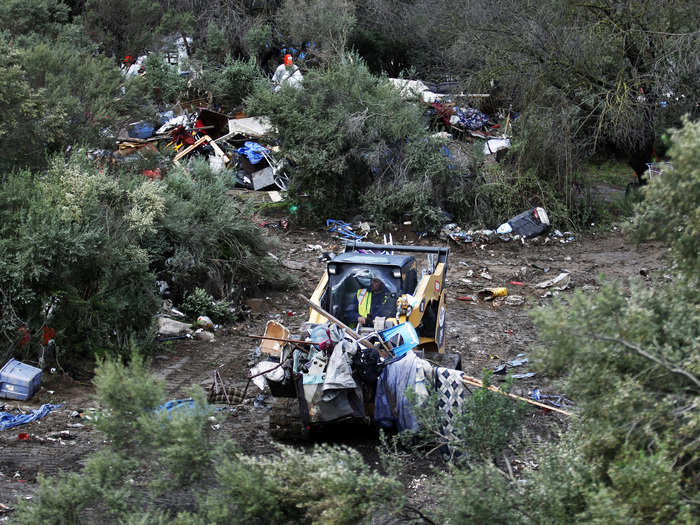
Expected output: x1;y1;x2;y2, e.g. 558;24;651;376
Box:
170;126;195;146
18;433;29;441
284;54;293;66
143;168;162;180
457;296;474;301
194;118;205;132
17;326;30;347
431;102;455;129
509;281;524;286
42;326;55;346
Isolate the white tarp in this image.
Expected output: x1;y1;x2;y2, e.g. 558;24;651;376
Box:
483;137;511;155
226;117;274;138
388;78;444;103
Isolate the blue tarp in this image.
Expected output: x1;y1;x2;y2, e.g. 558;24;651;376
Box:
236;141;269;164
0;404;62;431
455;107;491;130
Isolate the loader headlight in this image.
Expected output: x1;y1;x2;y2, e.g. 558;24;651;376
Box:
328;265;337;274
392;269;401;278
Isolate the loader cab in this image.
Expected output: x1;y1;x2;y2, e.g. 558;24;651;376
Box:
326;253;417;327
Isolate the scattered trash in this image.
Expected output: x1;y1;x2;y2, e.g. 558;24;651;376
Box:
0;404;62;431
497;207;550;238
494;354;528;374
440;223;473;244
512;372;536;379
483;137;511;155
479;271;493;280
505;295;526;306
389;78;444;103
509;280;524;286
535;272;571;290
327;219;365;241
173;135;229;168
0;359;42;401
477;287;508;300
249;361;285;390
195;315;215;331
253;393;270;409
194;328;215;342
456;295;477;302
157;317;193;337
530;388;573;409
549;229;576;243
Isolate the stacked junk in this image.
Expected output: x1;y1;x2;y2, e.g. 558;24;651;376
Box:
243;292;571;445
89;105;288;197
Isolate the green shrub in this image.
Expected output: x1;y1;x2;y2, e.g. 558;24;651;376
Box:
202;444;404;525
12;449;137;524
138;54;188;106
181;287;235;323
93;351;166;450
631;117;700;276
191;56;263;111
246;53;448;226
144;159;295;302
362;137;455;231
0;160;161;362
407;371;527;461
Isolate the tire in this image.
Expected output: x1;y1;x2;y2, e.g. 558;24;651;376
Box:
269;397;309;441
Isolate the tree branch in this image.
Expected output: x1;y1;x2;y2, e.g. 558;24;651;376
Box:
591;335;700;389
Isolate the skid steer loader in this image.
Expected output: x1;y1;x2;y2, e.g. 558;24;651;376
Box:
262;242;460;439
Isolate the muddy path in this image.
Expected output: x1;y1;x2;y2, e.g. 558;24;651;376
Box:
0;226;668;510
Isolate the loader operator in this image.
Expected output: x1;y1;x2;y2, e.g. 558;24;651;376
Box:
354;270;394;328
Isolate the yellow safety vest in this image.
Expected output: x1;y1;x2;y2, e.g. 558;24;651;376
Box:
356;289;372;318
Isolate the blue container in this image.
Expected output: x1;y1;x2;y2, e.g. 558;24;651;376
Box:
0;358;42;401
128;121;155;139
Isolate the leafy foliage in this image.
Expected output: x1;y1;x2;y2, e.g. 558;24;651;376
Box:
16;351;404;524
192;56;263;111
432;118;700;523
181;287;235;323
406;371;527;460
0;158;291;364
246;54;456;227
202;444;403;524
632;117;700;276
0;161;160;362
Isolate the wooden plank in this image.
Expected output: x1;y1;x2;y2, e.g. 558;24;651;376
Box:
461;374;573;416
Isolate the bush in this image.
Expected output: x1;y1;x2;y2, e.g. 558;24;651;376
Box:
0;37;130;170
0;157;292;364
137;54;188;106
202;444;404;524
407;371;527;461
632;116;700;276
144;159;295;302
181;287;235;324
246;54;456;228
363;137;456;231
191;56;263;111
17;352;403;524
0;160;161;363
434;118;700;524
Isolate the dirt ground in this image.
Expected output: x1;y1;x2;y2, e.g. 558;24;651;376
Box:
0;223;669;515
